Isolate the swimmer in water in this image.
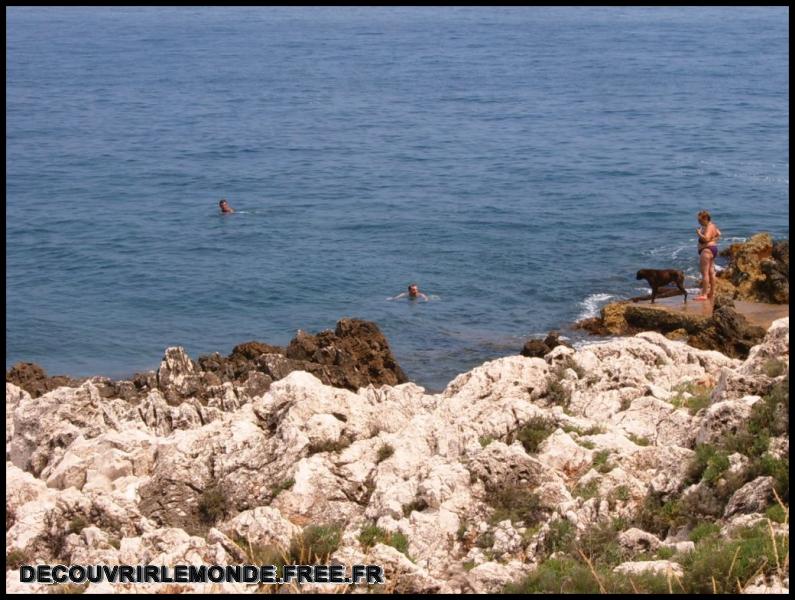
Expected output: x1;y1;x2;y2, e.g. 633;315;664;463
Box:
219;198;235;214
388;283;430;301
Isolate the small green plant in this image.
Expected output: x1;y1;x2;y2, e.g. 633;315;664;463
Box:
592;450;612;473
270;478;295;497
289;524;342;563
627;433;650;446
376;443;394;463
547;379;571;407
513;416;556;454
67;516;88;535
456;522;468;542
670;381;712;415
543;518;576;556
6;549;30;569
475;530;495;549
678;523;788;593
573;479;600;501
108;536;121;550
233;535;287;578
197;484;227;524
765;503;787;524
656;546;674;560
562;424;606;436
358;523;410;557
307;436;352;455
687;444;730;485
688;521;721;544
462;559;476;571
612;485;630;502
577;439;596;450
763;358;787;378
478;435;495;448
486;484;544;526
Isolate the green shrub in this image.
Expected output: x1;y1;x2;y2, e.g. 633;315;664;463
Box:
610;485;630;503
573;479;600;501
765;504;787;524
475;530;495;549
751;455;789;503
670;381;713;415
270;478;295;497
560;356;586;379
307;436;352;455
633;494;686;539
688;522;721;544
358;524;410;557
512;416;556;454
6;549;29;569
687;444;730;485
197;484;227;524
763;358;787;378
577;439;596;449
547;380;571;407
289;524;342;563
233;536;287;578
478;435;495;448
627;433;650;446
376;443;394;463
562;424;606;436
67;516;88;535
593;450;613;473
486;484;544;526
679;523;788;594
503;556;671;594
656;546;674;560
542;519;576;556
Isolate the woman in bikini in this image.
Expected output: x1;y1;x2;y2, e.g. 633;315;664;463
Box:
695;210;721;301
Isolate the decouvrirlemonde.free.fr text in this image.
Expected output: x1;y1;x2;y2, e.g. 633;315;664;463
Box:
19;564;385;585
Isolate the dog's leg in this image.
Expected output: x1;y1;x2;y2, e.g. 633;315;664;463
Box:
677;275;687;303
650;286;657;304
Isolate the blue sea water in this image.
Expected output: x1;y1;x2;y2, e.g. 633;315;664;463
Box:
6;7;789;391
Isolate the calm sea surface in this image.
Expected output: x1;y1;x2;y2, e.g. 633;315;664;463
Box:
6;7;789;391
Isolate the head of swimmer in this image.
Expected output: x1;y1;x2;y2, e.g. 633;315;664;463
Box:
407;283;420;297
219;199;233;213
697;210;711;226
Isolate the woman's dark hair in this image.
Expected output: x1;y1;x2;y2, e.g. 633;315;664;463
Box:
697;210;711;222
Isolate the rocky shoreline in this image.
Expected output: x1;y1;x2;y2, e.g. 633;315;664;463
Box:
573;233;789;359
6;314;789;593
5;233;789;594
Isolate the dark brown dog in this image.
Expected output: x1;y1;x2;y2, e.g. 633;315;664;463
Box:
636;269;688;303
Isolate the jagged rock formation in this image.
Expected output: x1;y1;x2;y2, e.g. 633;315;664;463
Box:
5;318;408;404
574;233;788;358
5;363;85;399
575;297;767;359
716;234;789;304
520;331;573;358
5;317;788;593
